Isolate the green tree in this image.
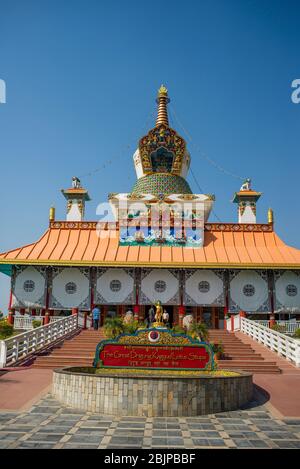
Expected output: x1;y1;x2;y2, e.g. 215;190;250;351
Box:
104;317;124;339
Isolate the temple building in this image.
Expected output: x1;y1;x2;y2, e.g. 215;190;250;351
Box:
1;86;300;329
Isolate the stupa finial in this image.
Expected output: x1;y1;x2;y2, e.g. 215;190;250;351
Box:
156;84;170;127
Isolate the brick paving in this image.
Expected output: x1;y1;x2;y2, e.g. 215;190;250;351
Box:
0;394;299;449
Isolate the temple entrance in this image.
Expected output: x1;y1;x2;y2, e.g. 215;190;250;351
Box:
192;306;224;329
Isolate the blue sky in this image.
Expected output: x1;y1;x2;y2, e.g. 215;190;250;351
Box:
0;0;299;313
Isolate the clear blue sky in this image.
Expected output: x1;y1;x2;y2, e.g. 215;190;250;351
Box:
0;0;299;313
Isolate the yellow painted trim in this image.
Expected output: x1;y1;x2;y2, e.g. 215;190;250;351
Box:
0;259;300;270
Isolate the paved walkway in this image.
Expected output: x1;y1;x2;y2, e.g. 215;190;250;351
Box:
0;394;299;449
235;331;300;418
0;369;52;412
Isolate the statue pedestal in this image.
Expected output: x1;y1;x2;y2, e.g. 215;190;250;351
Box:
151;322;166;329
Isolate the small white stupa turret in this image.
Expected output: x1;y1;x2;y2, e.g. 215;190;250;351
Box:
232;179;262;224
61;177;91;222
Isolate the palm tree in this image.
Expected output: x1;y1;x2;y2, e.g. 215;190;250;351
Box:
189;322;209;342
104;317;124;339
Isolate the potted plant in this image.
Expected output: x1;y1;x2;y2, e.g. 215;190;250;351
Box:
211;341;224;361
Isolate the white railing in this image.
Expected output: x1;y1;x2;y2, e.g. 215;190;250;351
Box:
253;320;270;328
13;315;69;330
252;319;300;334
13;316;35;331
0;315;79;368
241;317;300;367
225;315;241;332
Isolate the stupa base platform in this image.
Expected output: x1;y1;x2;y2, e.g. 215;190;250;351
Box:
53;367;253;417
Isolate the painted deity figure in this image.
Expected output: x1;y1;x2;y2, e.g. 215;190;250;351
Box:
240;178;251;191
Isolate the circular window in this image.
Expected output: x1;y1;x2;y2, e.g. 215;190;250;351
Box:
23;280;35;292
110;280;122;292
154;280;166;293
286;284;298;297
243;284;255;297
198;281;210;293
65;282;77;294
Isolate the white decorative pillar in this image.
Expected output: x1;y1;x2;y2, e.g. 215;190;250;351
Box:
61;177;91;222
232;180;261;224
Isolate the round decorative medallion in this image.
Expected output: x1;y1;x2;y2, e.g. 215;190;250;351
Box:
23;280;35;293
148;330;160;343
154;280;166;293
198;281;210;293
110;280;122;292
286;284;297;297
243;284;255;297
65;282;77;294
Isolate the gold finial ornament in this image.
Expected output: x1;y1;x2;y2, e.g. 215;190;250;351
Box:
49;206;55;222
156;84;170;127
158;84;168;97
268;208;274;224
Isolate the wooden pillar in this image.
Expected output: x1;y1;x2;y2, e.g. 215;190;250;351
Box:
83;311;88;329
178;305;185;327
7;310;14;326
44;311;50;325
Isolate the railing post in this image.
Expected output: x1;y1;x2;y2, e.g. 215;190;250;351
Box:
295;345;300;368
83;312;87;330
0;340;7;367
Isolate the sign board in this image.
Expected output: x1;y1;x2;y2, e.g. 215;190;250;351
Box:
94;328;214;371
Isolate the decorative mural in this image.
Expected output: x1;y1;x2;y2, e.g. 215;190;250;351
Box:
11;266;47;309
274;270;300;313
95;268;135;305
50;267;90;310
140;269;180;305
229;270;270;312
183;270;225;306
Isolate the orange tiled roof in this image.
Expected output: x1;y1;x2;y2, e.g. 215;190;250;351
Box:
0;222;300;269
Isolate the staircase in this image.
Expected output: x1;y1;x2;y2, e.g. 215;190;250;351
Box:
31;329;106;369
208;329;281;374
31;328;281;373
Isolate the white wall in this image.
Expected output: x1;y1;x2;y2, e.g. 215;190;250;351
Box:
0;274;10;316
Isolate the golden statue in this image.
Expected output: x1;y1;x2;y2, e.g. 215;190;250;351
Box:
152;301;164;327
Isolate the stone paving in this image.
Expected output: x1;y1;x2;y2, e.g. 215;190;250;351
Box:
0;394;300;449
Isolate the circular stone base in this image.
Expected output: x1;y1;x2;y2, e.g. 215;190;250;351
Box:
53;368;253;417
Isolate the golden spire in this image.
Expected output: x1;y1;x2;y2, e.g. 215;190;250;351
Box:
156;84;170;127
268;208;274;224
49;206;55;222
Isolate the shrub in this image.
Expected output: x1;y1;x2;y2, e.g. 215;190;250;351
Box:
270;324;286;333
294;328;300;339
171;325;186;335
32;320;42;328
210;341;225;359
189;322;209;342
0;320;14;339
104;317;124;339
123;319;139;334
